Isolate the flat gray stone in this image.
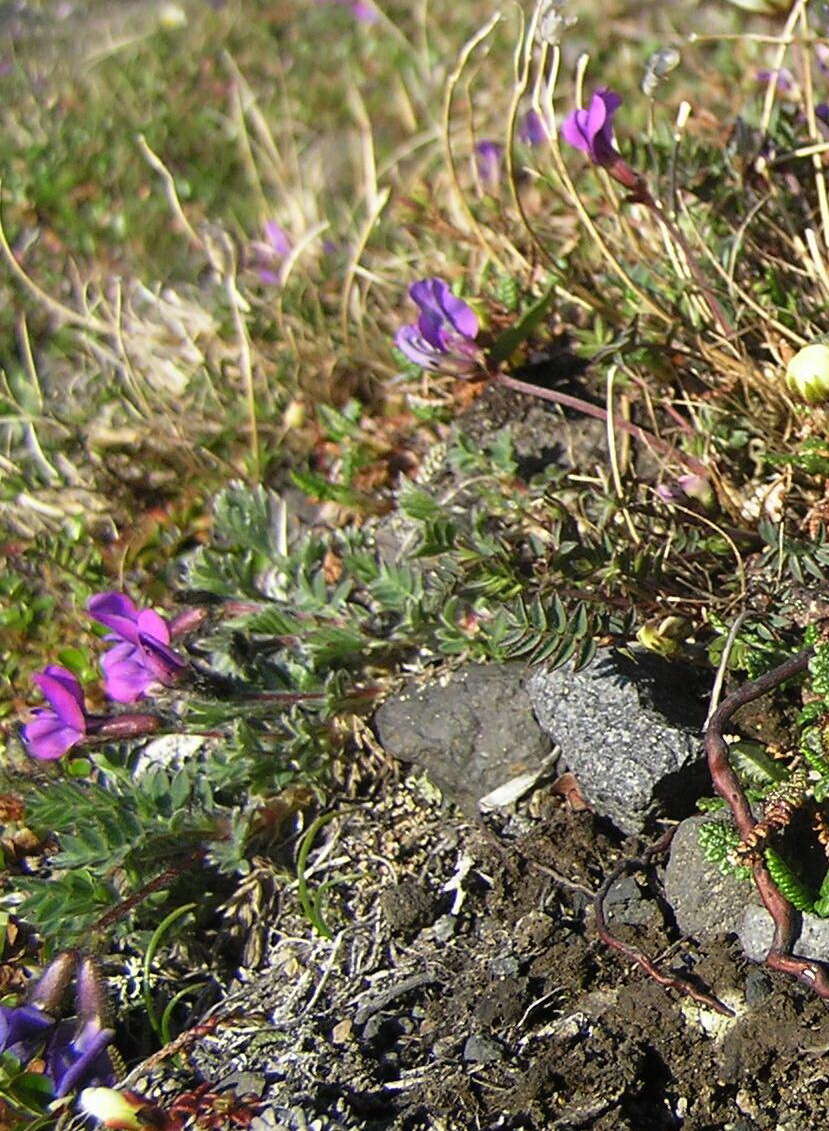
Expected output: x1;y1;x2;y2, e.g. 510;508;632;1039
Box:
374;663;553;815
664;814;757;939
527;649;709;834
739;904;829;963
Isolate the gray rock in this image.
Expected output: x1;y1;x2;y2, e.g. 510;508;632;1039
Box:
527;649;709;834
739;904;829;963
374;663;553;815
663;815;757;939
744;967;773;1005
604;874;651;927
463;1034;505;1064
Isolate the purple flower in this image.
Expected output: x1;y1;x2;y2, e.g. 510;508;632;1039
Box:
0;952;74;1063
88;592;185;703
22;666;87;760
251;221;291;286
755;67;796;93
46;1019;116;1098
560;88;645;193
319;0;378;22
655;473;714;510
475;140;503;187
560;88;623;165
47;956;115;1099
518;109;548;146
394;277;481;375
0;1004;56;1062
349;0;377;21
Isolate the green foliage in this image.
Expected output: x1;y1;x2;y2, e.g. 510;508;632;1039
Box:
12;749;251;949
764;846;815;914
0;1052;55;1120
812;868;829;918
697;820;751;881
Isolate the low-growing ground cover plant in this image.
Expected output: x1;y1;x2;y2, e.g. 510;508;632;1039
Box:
9;0;829;1125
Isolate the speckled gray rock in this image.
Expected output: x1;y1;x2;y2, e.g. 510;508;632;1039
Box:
739;905;829;964
527;649;709;834
374;663;554;815
664;814;758;939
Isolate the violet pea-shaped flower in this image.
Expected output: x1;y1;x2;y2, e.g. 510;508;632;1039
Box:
252;221;291;286
394;277;481;376
475;140;503;187
0;1004;56;1062
560;88;643;192
88;592;185;704
21;666;88;761
518;109;548;146
46;1018;116;1098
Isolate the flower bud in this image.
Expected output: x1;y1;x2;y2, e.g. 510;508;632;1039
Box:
79;1087;172;1130
785;343;829;405
636;616;690;658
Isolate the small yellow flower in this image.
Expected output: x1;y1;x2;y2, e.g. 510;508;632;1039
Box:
785;343;829;405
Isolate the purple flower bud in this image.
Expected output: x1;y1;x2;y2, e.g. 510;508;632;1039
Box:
475;140;503;187
75;956;107;1029
22;666;88;760
28;952;76;1015
88;592;185;704
518;109;548;146
394;277;481;376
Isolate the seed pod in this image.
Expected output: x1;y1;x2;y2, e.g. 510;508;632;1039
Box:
785;343;829;405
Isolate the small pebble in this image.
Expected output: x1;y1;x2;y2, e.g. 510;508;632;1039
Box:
463;1034;505;1064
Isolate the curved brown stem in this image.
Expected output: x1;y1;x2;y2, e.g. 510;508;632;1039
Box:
594;828;734;1016
704;647;829;997
494;371;710;477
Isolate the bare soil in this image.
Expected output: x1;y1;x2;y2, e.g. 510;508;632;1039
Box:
110;765;829;1131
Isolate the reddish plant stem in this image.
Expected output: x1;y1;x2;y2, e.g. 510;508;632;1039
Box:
494;371;710;477
91;849;206;932
594;828;734;1016
704;647;829;997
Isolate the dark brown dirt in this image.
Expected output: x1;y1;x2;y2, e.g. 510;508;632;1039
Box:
106;767;829;1131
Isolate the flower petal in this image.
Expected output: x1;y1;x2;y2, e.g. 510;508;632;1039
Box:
88;592;141;644
101;644;154;703
409;277;445;320
22;713;82;760
560;108;591;153
432;279;478;339
264;221;291;256
138;634;185;684
394;325;445;371
584;92;610;149
32;667;85;730
136;609;170;645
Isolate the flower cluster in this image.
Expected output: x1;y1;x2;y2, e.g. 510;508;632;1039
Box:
21;592;184;762
0;952;117;1099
